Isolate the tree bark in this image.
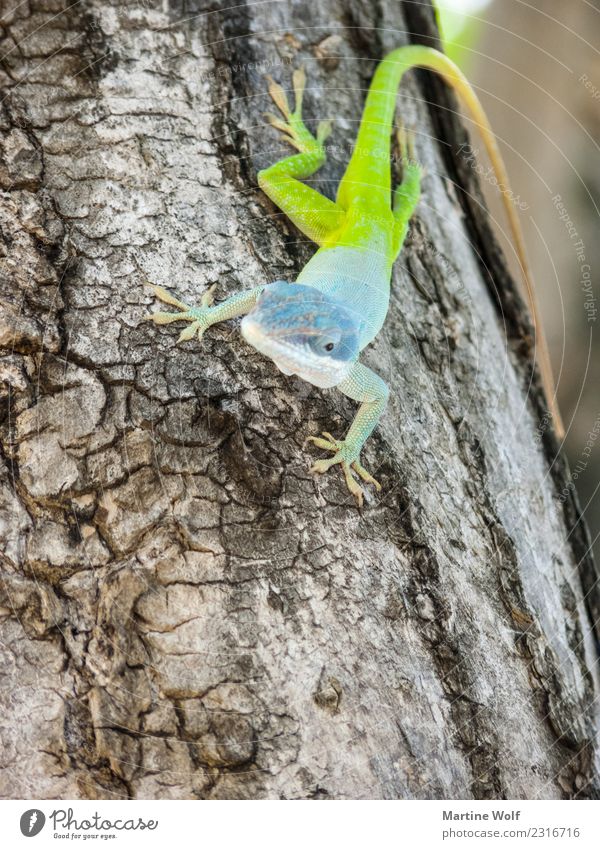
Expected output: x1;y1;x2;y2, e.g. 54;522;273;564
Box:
0;0;598;800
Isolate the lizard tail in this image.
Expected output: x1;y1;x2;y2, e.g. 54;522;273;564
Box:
339;45;564;439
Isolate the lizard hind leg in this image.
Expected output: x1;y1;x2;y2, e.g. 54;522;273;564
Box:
258;68;344;246
392;122;423;256
265;67;332;154
393;122;422;200
395;122;413;165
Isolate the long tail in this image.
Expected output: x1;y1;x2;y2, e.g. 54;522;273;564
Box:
339;45;564;439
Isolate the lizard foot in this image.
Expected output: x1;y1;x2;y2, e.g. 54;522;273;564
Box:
146;283;216;342
307;431;381;507
396;122;415;164
395;122;425;178
265;68;332;153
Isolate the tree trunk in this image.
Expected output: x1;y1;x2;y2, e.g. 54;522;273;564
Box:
0;0;598;800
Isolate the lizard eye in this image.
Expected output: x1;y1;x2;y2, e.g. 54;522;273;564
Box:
313;332;340;355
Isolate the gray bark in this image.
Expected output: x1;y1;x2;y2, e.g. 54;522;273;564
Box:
0;0;598;800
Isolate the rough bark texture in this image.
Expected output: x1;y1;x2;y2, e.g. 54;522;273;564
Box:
0;0;598;800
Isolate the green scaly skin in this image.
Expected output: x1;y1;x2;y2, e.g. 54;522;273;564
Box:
147;46;560;506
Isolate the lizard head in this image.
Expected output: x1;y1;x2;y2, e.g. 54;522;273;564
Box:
241;281;360;388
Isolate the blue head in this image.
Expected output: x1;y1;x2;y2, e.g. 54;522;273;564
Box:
241;282;361;388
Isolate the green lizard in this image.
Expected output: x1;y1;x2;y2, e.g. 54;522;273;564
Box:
148;45;562;506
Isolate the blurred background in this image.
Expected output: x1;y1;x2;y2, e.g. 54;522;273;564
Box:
436;0;600;561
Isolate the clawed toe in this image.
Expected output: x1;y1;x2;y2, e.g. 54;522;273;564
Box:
317;120;332;144
264;112;293;135
264;67;325;155
341;463;367;507
307;431;339;452
352;460;381;490
147;310;187;325
145;283;214;342
307;431;381;506
396;123;415;163
200;284;216;308
291;67;306;116
309;456;338;475
311;456;367;508
147;283;190;310
177;323;203;343
266;75;292;119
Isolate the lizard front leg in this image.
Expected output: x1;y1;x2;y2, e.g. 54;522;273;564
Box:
146;284;264;342
308;362;389;507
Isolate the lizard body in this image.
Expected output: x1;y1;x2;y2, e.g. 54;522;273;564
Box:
148;45;562;505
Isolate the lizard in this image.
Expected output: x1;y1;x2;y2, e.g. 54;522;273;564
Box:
147;44;563;506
